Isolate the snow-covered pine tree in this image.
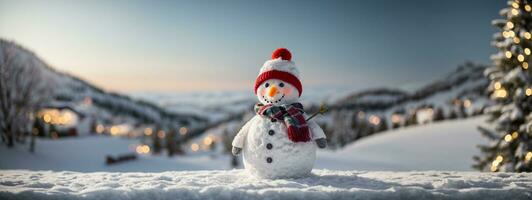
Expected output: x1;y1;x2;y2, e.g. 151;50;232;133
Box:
474;0;532;172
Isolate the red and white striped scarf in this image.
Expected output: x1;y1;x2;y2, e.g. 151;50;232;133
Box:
255;103;311;142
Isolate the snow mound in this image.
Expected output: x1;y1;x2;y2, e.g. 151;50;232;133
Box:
316;116;490;171
1;170;531;200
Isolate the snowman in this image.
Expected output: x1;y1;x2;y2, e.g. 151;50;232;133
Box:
232;48;327;179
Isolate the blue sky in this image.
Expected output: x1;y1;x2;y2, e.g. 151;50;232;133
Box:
0;0;504;92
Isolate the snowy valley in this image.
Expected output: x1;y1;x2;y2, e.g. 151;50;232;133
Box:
1;39;530;199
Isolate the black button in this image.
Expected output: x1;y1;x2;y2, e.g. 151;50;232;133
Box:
268;130;275;136
271;118;277;122
266;143;273;149
266;157;273;163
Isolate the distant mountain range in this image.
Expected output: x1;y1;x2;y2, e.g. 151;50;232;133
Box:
330;62;488;112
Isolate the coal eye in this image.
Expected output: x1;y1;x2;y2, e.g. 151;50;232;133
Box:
279;82;285;87
265;83;270;88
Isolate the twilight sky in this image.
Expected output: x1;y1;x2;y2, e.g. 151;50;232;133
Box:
0;0;505;92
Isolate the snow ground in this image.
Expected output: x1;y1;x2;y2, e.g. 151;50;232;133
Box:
0;136;233;172
316;116;490;171
1;116;489;172
1;169;531;200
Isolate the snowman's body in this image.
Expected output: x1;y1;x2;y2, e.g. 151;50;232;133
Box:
233;114;325;179
232;48;326;179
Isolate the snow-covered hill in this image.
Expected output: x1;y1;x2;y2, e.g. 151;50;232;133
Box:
0;39;207;132
1;169;531;200
316;116;490;171
334;62;487;110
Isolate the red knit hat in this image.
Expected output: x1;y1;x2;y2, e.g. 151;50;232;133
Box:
254;48;303;96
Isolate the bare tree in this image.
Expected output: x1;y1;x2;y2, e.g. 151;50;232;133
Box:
0;40;50;149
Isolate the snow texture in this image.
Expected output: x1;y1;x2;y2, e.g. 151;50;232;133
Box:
234;115;324;179
1;116;489;173
1;169;531;200
0;136;234;172
316;116;490;171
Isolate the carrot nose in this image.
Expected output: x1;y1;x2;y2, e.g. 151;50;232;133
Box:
268;86;278;97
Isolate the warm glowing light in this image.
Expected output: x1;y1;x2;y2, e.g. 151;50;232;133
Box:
96;124;104;134
463;99;472;108
391;114;402;124
157;130;166;138
43;114;52;123
494;89;507;98
39;109;77;126
504;134;513;142
524;62;529;69
496;155;503;163
511;131;519;139
136;144;150;154
110;126;120;135
491;155;504;169
369;115;381;125
203;136;213;146
505;51;512;58
144;128;153;136
525;48;531;55
179;127;188;135
502;31;510;38
525;5;532;12
525;32;532;39
508;30;516;37
517;54;525;62
511;8;519;15
494;82;502;90
506;21;514;29
191;143;199;152
513;37;520;44
526;152;532;162
526;88;532;96
512;2;519;9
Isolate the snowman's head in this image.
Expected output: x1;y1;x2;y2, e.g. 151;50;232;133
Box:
256;79;300;105
254;48;303;105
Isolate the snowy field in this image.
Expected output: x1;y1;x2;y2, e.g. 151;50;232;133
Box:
1;169;531;200
1;116;489;172
0;135;233;172
316;116;491;171
2;116;531;199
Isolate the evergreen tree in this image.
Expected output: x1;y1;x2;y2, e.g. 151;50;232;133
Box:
475;0;532;172
166;129;176;157
448;109;458;120
433;107;445;121
33;116;46;137
29;117;40;153
152;127;162;154
457;103;467;118
404;111;418;126
375;116;388;133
